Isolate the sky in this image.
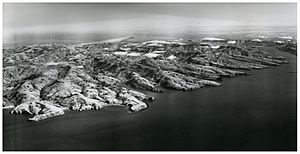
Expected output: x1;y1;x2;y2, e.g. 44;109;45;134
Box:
3;3;297;42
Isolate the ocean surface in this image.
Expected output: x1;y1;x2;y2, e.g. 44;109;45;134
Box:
3;46;297;151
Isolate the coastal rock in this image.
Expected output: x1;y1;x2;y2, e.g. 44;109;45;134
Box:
158;71;204;90
118;88;148;112
98;87;122;104
66;93;106;111
28;101;65;121
11;101;65;121
127;72;162;92
41;80;82;101
3;38;290;121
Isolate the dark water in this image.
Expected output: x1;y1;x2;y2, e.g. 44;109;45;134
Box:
3;48;296;151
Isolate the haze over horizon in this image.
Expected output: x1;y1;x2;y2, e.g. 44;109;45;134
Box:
3;3;297;43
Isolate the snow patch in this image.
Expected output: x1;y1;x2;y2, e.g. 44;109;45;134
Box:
227;41;236;44
144;53;161;58
127;52;142;57
120;47;131;51
152;50;166;54
167;55;177;60
146;43;164;47
274;41;284;44
143;40;171;45
211;45;220;49
279;36;293;39
252;39;262;42
202;37;225;41
113;51;128;56
44;62;68;66
258;35;267;38
75;36;132;47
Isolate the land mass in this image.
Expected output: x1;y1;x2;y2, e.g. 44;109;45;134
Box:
3;36;295;121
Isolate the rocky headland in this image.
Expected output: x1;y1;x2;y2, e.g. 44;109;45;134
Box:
3;37;292;121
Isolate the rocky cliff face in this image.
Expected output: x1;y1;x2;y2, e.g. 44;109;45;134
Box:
3;39;289;121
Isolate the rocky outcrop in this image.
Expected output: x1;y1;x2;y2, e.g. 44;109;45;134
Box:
10;101;64;121
127;72;162;92
157;71;220;90
62;93;105;111
118;88;148;112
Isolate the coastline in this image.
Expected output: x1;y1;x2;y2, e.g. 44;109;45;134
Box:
3;48;296;150
3;37;294;121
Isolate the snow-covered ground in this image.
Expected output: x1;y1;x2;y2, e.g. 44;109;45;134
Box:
144;53;161;58
202;37;225;41
278;36;293;39
44;62;69;66
113;51;128;56
146;43;164;47
75;36;132;47
167;55;177;60
274;40;284;44
152;50;166;54
252;39;262;42
143;40;171;45
258;35;267;38
127;52;142;57
211;45;220;49
143;40;186;46
228;41;236;44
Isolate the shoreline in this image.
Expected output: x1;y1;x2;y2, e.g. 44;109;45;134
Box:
3;38;295;121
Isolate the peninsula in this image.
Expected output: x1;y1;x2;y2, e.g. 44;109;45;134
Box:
3;36;294;121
